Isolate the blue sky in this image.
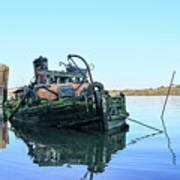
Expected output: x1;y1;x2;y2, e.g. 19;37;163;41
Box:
0;0;180;89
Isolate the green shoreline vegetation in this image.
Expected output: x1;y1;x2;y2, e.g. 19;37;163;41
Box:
110;85;180;96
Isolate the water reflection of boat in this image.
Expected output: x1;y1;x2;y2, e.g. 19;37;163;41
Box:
11;122;129;173
0;121;9;149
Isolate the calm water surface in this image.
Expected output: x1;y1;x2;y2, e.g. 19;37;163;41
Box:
0;96;180;180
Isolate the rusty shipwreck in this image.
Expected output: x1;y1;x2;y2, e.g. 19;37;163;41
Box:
4;54;129;131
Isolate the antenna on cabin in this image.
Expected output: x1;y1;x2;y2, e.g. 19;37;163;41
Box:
161;71;176;118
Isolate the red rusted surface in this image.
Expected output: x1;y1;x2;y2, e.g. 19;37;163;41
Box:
36;83;89;100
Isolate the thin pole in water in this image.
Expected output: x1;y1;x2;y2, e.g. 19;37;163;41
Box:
161;71;176;118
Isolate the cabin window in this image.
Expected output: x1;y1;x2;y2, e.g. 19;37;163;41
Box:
57;77;61;84
65;78;69;83
76;77;80;83
72;77;76;83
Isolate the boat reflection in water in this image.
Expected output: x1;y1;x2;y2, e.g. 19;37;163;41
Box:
0;121;9;150
11;122;129;173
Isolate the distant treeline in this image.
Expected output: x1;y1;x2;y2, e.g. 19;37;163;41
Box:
110;85;180;96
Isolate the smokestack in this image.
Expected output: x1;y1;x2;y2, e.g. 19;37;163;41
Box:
33;56;48;83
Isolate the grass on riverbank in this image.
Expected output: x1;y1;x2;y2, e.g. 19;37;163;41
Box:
110;85;180;96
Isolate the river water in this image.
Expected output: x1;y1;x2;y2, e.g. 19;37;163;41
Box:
0;96;180;180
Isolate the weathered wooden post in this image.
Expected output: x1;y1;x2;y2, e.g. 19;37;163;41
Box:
0;64;9;120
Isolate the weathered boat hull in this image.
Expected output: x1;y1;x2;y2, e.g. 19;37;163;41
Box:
8;103;98;127
10;107;127;131
6;98;129;131
5;90;129;131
